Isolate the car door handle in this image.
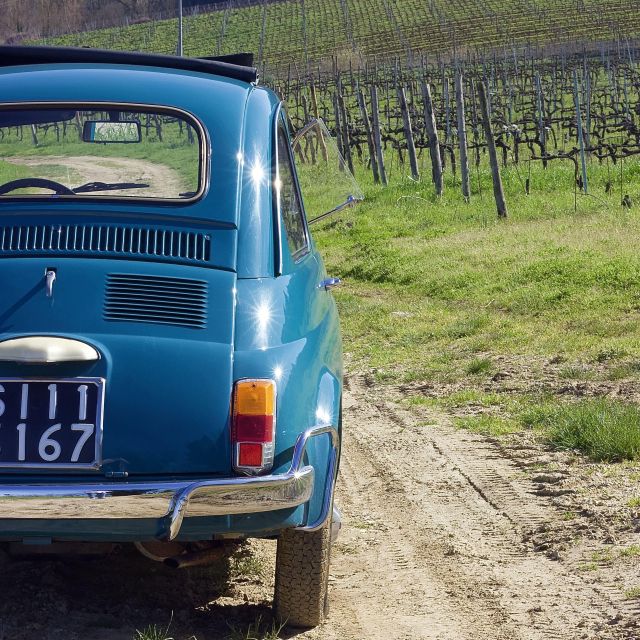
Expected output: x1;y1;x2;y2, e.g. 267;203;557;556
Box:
318;277;341;291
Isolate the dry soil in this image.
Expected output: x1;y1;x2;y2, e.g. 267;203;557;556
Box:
0;375;638;639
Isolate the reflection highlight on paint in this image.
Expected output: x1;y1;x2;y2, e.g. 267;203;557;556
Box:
315;406;331;425
249;156;266;187
252;295;273;351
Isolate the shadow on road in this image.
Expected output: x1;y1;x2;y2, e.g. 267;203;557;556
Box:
0;545;281;640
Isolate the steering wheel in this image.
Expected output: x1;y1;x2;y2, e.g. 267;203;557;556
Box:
0;178;76;196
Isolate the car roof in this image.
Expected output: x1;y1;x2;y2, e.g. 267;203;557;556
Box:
0;45;258;84
0;57;281;245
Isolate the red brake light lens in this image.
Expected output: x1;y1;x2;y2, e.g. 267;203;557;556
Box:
233;415;274;442
238;443;264;467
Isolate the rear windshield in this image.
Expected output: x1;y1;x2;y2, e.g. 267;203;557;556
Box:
0;105;203;201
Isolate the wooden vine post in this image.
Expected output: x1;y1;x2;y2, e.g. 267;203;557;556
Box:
573;69;588;194
478;81;507;218
357;87;380;183
337;86;355;174
455;70;471;199
422;81;443;195
310;83;328;162
370;84;388;186
534;72;547;168
332;92;344;158
397;85;420;180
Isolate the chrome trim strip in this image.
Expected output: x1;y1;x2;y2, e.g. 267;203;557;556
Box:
273;103;312;272
295;425;340;533
0;424;339;541
272;101;284;277
0;468;314;541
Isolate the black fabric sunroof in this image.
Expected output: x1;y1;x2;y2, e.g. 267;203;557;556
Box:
0;45;258;84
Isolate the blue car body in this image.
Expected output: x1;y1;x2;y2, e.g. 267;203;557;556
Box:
0;48;342;544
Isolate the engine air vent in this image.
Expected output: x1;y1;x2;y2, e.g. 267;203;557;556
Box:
104;274;207;329
0;224;210;265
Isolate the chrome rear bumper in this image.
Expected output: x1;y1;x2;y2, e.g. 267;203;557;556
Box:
0;425;339;541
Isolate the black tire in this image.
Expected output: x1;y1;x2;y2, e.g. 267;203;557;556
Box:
274;517;331;628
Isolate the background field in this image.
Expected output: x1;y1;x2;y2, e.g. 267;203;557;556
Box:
43;0;640;73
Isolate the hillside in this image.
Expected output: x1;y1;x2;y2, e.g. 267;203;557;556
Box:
46;0;640;72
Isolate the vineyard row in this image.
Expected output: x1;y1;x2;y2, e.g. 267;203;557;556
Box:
280;47;640;214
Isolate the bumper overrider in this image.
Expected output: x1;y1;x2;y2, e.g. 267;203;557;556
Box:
0;425;339;541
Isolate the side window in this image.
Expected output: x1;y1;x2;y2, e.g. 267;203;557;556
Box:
277;117;308;260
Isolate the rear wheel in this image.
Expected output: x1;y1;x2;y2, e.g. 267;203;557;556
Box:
274;517;331;628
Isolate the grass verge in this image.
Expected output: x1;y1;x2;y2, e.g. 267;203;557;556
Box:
418;391;640;462
522;399;640;462
312;154;640;461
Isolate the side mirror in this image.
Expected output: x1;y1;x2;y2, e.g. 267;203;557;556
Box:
292;118;363;224
82;120;142;144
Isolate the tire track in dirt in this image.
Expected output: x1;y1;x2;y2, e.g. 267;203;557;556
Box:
302;375;635;640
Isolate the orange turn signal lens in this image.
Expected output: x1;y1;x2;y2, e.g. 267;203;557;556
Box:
234;380;275;416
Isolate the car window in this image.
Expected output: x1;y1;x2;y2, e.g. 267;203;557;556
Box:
276;116;308;259
0;105;203;201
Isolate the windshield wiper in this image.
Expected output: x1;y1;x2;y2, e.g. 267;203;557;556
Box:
72;181;150;194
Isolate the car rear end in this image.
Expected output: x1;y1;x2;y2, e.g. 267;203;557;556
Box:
0;54;325;541
0;48;342;628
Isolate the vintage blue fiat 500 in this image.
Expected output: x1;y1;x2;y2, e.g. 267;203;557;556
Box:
0;45;346;628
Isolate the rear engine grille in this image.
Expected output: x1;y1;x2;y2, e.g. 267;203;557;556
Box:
104;274;207;329
0;224;210;265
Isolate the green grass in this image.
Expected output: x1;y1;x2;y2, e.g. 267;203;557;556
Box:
625;586;640;599
454;414;520;437
0;158;31;184
591;549;615;564
619;544;640;558
230;546;266;583
522;400;640;462
442;394;640;461
226;616;284;640
466;357;493;376
134;619;177;640
314;156;640;386
307;153;640;463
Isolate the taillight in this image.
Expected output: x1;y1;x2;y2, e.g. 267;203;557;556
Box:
232;379;276;474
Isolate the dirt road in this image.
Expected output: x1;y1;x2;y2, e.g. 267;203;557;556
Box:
5;155;186;198
0;375;638;639
303;377;638;640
